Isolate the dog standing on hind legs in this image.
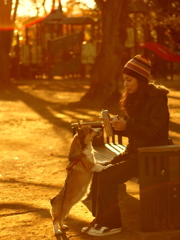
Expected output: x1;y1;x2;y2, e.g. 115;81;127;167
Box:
50;124;107;236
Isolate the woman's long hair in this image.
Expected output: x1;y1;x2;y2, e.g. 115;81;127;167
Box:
120;80;149;117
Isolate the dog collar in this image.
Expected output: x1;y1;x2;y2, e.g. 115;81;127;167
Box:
68;153;86;162
67;153;86;171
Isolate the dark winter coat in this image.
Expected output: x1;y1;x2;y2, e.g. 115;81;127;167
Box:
120;83;170;156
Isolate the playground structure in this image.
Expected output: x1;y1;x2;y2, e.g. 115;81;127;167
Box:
11;9;65;79
10;11;99;80
10;6;180;81
48;16;99;79
138;42;180;80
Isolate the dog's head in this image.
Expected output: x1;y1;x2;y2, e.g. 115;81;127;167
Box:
68;124;102;160
77;124;102;149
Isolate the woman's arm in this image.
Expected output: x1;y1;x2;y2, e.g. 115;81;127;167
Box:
111;96;169;141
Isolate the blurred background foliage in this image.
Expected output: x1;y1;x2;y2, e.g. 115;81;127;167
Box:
0;0;179;106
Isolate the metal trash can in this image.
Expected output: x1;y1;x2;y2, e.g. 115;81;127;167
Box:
138;145;180;232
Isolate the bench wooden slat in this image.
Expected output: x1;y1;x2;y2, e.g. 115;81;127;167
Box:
94;152;111;163
94;146;117;163
104;144;123;155
109;143;126;152
95;146;117;157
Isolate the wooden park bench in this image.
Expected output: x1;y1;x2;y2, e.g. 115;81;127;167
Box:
71;121;180;233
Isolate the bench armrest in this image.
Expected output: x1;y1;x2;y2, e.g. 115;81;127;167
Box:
138;144;180;153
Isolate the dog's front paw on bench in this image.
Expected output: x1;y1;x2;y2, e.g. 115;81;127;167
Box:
91;164;105;172
91;163;113;172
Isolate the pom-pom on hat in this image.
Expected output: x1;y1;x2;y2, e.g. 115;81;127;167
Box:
123;55;151;83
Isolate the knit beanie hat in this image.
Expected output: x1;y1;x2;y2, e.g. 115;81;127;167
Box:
123;55;151;83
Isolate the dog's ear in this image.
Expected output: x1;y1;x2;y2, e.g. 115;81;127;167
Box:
77;123;87;149
77;128;84;139
77;128;86;149
78;121;81;128
78;120;84;129
76;121;83;138
76;121;82;134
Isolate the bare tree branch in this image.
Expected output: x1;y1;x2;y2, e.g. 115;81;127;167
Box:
12;0;19;22
42;0;47;12
52;0;55;10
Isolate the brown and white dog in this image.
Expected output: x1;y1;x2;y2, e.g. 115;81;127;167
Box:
50;124;105;235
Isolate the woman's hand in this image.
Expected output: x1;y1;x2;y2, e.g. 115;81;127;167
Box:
111;118;127;131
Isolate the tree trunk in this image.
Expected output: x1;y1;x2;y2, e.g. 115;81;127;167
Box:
0;30;13;88
80;0;128;108
0;0;17;88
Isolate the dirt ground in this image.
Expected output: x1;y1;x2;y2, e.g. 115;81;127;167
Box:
0;77;180;240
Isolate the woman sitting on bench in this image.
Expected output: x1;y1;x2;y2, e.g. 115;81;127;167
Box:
81;54;170;237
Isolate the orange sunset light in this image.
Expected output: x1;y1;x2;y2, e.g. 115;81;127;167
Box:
0;0;95;30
